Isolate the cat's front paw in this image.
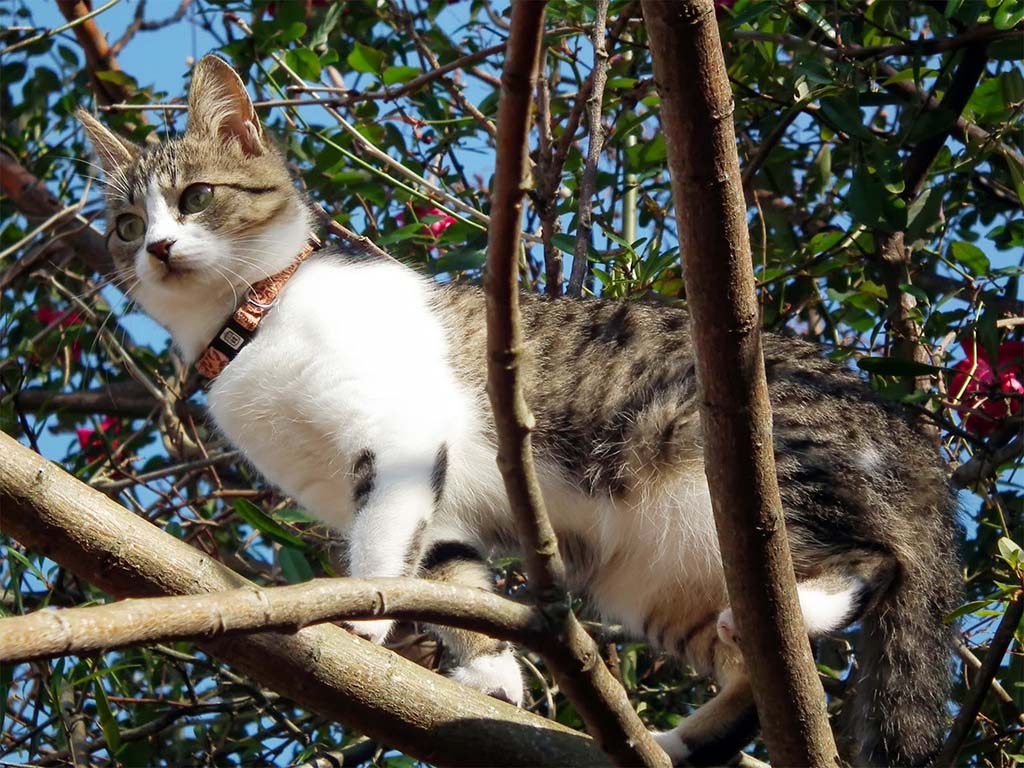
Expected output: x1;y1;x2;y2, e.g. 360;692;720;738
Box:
449;649;524;706
347;618;395;645
651;729;691;765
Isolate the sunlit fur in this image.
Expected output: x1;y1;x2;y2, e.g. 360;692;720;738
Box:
80;56;961;768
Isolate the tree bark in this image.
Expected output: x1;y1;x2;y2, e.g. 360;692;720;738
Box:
485;4;667;765
641;2;839;766
0;431;607;768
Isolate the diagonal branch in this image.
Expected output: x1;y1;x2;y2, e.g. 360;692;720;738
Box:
57;0;147;113
484;4;667;766
0;430;607;768
0;152;112;275
934;592;1024;768
642;1;839;765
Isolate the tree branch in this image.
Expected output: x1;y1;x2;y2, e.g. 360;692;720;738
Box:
484;4;667;766
934;592;1024;768
642;1;838;765
57;0;146;111
0;431;607;768
0;152;112;275
566;0;611;297
0;577;540;665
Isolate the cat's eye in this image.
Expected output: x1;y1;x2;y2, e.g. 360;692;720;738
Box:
180;183;214;215
115;213;145;241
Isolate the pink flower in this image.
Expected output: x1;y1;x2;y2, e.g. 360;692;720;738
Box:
949;339;1024;436
403;205;455;239
76;417;122;457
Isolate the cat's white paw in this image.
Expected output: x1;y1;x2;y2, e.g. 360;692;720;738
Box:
348;618;395;645
449;649;524;706
716;607;740;648
651;729;691;764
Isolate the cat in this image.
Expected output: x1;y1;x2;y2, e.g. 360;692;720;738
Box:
78;54;961;767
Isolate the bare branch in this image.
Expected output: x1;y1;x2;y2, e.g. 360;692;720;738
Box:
566;0;611;297
935;593;1024;768
643;1;839;765
0;577;540;665
485;4;667;765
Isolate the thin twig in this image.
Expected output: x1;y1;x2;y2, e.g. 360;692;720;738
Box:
0;0;120;55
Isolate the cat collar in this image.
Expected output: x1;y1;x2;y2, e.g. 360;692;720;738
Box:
195;239;319;382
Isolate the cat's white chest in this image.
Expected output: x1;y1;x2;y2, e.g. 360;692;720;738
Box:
205;258;466;529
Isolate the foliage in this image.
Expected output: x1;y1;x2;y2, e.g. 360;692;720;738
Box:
1;0;1021;765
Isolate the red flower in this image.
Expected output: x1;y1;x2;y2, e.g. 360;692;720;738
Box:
76;417;122;458
949;339;1024;436
36;306;83;328
399;205;457;239
36;306;84;361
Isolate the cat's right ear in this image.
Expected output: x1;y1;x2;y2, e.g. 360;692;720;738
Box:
186;54;264;157
76;110;140;174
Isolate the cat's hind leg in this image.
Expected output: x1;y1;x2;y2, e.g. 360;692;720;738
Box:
419;541;524;706
653;620;758;766
716;550;897;649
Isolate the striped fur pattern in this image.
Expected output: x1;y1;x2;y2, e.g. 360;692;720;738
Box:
79;55;961;767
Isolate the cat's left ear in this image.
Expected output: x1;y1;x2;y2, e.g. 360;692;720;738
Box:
186;54;264;157
76;110;140;174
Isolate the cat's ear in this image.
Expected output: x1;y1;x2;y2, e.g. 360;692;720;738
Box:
76;109;140;174
186;54;264;157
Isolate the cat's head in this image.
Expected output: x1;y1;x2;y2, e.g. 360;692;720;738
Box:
78;55;310;348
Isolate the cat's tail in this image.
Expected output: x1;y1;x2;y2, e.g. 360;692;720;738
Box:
842;508;961;767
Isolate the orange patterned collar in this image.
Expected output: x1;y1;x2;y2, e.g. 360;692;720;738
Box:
195;239;318;382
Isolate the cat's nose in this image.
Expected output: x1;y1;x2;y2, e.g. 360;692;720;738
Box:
146;238;176;263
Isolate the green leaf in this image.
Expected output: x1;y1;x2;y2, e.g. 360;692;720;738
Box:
950;241;991;276
279;547;315;584
95;70;137;88
809;230;844;254
93;679;122;754
857;357;942;377
233;498;306;548
994;0;1024;29
997;536;1024;568
285;48;321;81
550;233;577;254
382;66;421;86
818;97;873;142
309;2;343;48
347;42;386;75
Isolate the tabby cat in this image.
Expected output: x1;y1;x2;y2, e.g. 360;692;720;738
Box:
78;55;960;767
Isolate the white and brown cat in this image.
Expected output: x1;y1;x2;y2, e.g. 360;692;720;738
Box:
79;54;960;766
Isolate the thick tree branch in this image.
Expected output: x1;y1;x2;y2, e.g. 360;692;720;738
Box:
642;1;839;766
0;431;607;768
484;4;667;766
0;152;111;275
57;0;146;111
